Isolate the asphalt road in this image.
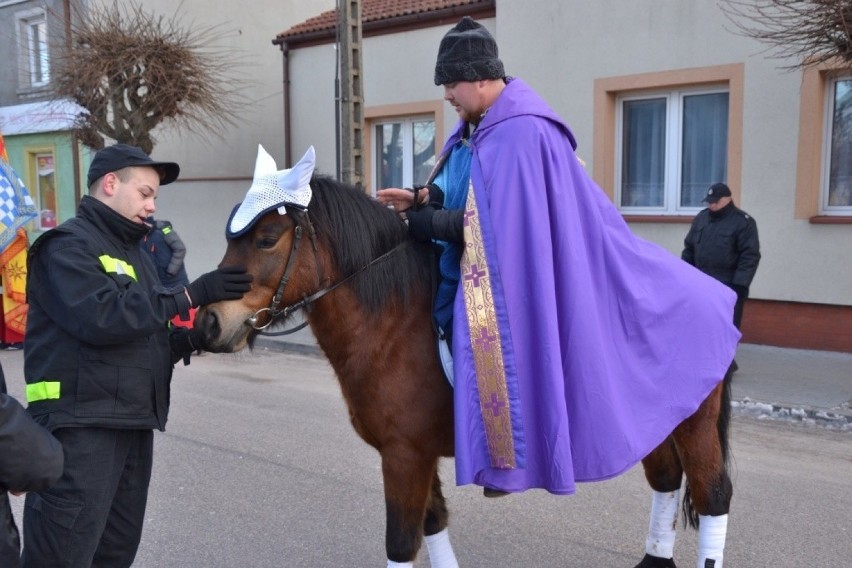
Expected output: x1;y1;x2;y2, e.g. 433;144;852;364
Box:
4;348;851;567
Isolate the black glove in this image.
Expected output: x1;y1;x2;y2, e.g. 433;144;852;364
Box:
186;265;253;307
407;206;436;242
170;326;203;365
731;284;749;300
413;183;445;209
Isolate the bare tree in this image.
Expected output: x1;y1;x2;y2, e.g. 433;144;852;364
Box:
53;1;244;153
719;0;852;71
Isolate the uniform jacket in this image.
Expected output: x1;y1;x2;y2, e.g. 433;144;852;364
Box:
0;367;63;567
24;196;192;432
682;202;761;289
141;218;190;289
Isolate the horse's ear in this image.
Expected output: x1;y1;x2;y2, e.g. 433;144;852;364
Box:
274;146;314;210
254;144;278;179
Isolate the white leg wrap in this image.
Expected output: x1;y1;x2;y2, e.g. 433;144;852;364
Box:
425;528;459;568
697;514;728;568
644;489;680;559
387;561;413;568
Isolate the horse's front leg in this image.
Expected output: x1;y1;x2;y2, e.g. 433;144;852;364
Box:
635;437;684;568
422;471;458;568
382;450;440;567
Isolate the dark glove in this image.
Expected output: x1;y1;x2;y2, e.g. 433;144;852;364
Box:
413;183;445;209
407;206;436;242
186;265;253;307
170;326;203;365
731;284;749;300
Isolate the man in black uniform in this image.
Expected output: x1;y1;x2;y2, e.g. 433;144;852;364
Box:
682;182;761;330
21;144;253;567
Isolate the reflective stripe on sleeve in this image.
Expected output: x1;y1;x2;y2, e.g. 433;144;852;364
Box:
98;254;138;281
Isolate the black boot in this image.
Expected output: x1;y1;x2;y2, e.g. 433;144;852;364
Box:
632;553;677;568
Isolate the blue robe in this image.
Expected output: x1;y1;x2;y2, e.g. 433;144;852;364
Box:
445;79;740;494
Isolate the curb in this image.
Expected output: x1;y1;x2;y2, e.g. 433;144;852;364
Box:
732;399;852;431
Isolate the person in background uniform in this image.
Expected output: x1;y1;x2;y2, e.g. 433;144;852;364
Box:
141;217;190;289
20;143;252;568
0;363;63;568
682;182;761;330
141;216;195;327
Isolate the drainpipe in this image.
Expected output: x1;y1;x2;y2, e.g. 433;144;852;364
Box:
280;41;291;166
63;0;81;205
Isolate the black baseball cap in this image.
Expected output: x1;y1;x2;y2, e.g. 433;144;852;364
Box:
702;182;732;203
87;144;180;187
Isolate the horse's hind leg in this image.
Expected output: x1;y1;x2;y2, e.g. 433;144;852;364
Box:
673;380;733;568
634;437;684;568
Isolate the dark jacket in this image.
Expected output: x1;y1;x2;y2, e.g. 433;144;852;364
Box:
24;196;193;432
0;366;63;568
682;202;761;290
141;218;190;289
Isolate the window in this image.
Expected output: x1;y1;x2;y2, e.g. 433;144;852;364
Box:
17;8;50;89
616;89;729;213
29;151;57;229
822;76;852;212
593;65;744;219
372;117;436;193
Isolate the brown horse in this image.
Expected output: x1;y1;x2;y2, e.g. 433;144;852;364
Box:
195;175;733;568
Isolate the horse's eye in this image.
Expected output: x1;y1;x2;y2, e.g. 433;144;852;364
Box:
256;237;278;250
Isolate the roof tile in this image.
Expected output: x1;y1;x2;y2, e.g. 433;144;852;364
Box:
277;0;492;41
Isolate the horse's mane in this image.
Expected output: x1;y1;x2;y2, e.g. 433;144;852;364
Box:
295;175;433;313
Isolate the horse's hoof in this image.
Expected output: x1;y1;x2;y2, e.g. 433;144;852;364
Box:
483;487;510;498
633;553;677;568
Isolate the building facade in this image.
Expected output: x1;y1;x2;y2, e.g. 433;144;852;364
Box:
275;0;852;352
0;0;86;235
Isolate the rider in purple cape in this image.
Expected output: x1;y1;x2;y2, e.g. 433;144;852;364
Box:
446;77;739;495
378;17;740;497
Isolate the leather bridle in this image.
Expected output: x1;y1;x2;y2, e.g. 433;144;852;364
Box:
245;212;411;336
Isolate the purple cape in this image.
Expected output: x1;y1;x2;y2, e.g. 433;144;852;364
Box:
449;79;741;495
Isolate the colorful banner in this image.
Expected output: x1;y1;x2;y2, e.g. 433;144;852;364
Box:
0;130;37;343
0;131;38;252
0;228;29;339
0;131;7;162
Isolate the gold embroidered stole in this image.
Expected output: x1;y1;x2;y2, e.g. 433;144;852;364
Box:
460;183;516;469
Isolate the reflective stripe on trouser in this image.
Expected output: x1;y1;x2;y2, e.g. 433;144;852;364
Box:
26;382;60;403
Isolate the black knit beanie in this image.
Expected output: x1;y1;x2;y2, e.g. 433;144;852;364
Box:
434;16;505;86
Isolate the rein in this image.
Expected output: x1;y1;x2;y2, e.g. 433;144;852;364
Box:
247;213;412;335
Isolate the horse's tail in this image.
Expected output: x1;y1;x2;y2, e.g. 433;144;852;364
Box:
682;364;733;529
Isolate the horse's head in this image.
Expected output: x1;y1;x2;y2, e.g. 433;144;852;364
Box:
196;206;324;353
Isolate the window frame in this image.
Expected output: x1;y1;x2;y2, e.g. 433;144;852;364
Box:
615;86;730;215
819;74;852;214
364;101;443;196
25;147;58;230
370;116;436;194
16;7;50;91
593;64;744;222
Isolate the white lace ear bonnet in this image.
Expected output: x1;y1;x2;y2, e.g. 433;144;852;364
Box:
226;145;315;238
